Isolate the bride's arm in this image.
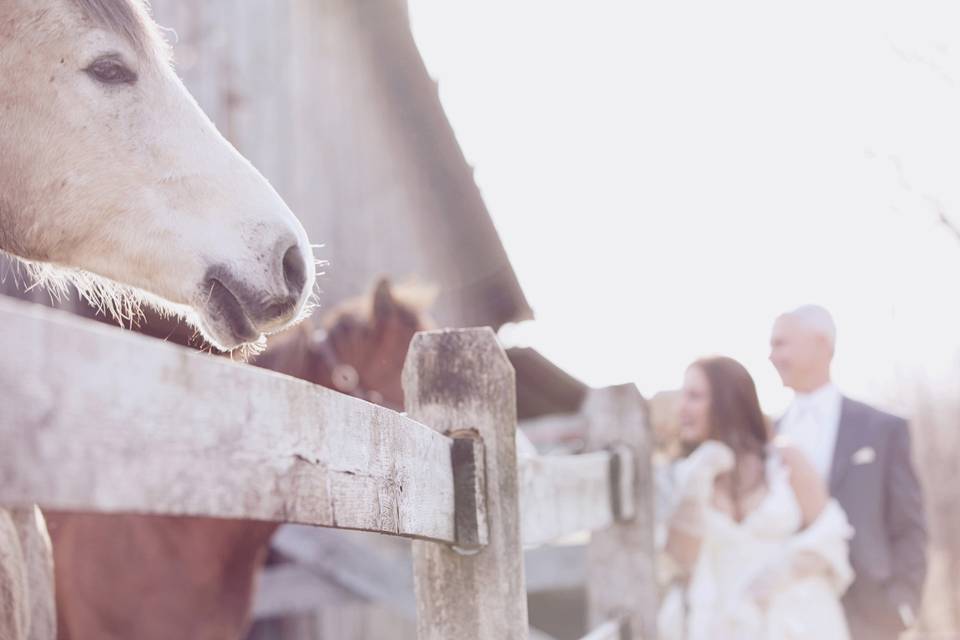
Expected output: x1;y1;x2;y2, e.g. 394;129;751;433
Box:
663;441;734;571
665;514;703;572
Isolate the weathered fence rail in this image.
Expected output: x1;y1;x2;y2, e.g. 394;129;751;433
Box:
0;296;459;543
581;618;629;640
520;448;632;547
0;295;656;639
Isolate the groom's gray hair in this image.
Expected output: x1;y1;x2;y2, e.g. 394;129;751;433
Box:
782;304;837;347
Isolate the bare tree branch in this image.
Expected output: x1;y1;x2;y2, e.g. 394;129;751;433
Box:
889;37;959;89
930;197;960;246
882;153;960;247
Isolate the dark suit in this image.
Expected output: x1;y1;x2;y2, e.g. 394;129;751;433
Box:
830;397;928;640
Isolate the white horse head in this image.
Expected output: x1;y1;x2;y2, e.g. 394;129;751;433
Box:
0;0;317;350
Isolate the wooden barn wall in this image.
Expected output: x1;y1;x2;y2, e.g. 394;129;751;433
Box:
148;0;530;328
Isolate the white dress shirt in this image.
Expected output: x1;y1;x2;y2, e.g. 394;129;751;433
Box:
778;382;843;481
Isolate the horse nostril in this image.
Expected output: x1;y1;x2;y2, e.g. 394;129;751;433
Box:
282;244;307;297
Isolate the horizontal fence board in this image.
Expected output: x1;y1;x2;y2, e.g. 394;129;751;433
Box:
253;564;359;619
579;619;626;640
0;298;457;543
256;531;586;619
525;544;586;592
519;451;615;547
270;526;416;620
519;413;589;449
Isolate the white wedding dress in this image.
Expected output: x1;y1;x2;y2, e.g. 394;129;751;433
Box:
659;442;854;640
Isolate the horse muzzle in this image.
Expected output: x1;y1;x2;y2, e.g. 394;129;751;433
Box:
195;242;312;349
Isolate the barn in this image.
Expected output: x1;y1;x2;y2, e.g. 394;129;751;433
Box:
0;2;654;639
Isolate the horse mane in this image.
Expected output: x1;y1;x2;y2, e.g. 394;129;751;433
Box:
72;0;170;58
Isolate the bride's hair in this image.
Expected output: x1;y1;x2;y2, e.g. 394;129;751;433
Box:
690;356;769;459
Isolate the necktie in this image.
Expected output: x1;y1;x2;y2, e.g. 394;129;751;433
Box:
787;402;829;480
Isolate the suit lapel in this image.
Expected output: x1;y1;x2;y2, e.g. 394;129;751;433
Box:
829;397;859;494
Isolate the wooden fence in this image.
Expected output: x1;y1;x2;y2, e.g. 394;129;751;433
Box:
0;296;655;639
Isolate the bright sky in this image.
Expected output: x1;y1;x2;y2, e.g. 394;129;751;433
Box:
408;1;960;414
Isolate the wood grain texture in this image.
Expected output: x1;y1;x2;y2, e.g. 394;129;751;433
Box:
0;297;457;543
519;451;617;547
404;328;528;640
583;385;657;640
147;0;531;331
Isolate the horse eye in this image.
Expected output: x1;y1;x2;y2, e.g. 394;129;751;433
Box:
84;56;137;85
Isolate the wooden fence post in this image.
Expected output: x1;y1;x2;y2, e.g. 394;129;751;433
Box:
0;506;55;640
403;328;527;640
583;385;656;639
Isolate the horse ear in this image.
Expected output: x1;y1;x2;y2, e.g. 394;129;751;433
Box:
372;277;395;322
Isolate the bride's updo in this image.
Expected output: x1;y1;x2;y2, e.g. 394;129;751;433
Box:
690;356;769;459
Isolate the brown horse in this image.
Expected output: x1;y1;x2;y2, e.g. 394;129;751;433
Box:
46;278;434;640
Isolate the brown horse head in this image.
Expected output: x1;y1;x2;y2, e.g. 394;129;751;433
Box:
255;277;436;410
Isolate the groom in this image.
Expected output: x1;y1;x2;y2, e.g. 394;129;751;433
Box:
770;305;927;640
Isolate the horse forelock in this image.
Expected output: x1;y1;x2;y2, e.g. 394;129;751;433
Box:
71;0;168;57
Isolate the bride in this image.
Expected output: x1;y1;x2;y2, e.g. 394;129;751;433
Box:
659;356;853;640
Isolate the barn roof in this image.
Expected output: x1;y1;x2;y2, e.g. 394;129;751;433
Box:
507;347;589;420
348;1;533;329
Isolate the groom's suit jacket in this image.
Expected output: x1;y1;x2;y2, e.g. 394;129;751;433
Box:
830;396;927;640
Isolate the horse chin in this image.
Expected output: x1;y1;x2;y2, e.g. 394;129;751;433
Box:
194;316;265;353
194;282;263;351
